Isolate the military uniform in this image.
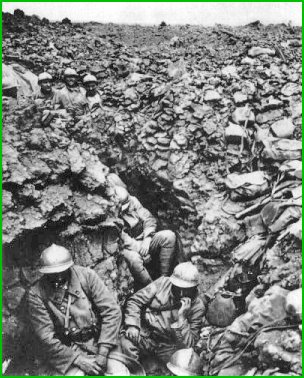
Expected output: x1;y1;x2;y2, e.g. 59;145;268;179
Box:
85;90;103;112
33;88;57;104
54;85;86;113
121;276;205;362
27;265;122;375
120;196;177;287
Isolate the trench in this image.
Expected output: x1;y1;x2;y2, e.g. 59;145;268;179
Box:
2;10;302;376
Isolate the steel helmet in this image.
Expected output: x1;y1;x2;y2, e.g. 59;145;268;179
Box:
83;74;97;84
64;68;78;77
170;262;199;288
167;348;201;376
115;186;131;212
38;72;52;83
105;352;146;376
39;244;74;274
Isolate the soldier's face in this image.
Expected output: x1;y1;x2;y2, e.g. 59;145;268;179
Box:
46;270;70;288
85;82;97;96
172;285;198;301
40;80;52;93
65;76;77;87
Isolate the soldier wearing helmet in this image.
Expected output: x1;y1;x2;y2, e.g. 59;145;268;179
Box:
54;68;86;114
114;186;179;290
120;262;205;365
33;72;57;104
83;74;103;113
27;244;122;376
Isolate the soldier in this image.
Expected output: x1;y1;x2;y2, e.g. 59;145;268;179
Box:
115;186;178;289
83;74;103;113
120;262;205;364
27;244;122;376
54;68;86;114
33;72;56;105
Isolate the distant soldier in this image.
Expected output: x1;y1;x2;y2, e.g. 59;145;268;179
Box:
83;74;103;113
54;68;86;114
27;244;122;375
33;72;56;105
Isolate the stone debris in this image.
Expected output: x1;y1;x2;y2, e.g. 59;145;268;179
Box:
2;10;302;376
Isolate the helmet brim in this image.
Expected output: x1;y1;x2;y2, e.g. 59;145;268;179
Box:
39;261;74;274
167;362;197;376
170;276;198;288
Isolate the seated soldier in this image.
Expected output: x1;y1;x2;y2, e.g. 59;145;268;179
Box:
27;244;122;376
114;186;178;289
120;262;205;365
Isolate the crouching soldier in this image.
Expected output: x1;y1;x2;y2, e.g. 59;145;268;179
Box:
120;262;205;364
115;186;178;289
27;244;122;376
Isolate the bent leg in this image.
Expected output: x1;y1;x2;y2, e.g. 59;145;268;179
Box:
122;249;152;288
155;343;179;364
120;329;154;362
150;230;176;276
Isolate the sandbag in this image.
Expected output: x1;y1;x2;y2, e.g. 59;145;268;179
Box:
232;235;266;263
279;160;302;179
270;118;295;139
248;285;289;328
225;171;270;200
262;138;302;161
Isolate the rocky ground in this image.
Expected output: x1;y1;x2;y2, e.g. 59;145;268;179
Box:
2;10;302;376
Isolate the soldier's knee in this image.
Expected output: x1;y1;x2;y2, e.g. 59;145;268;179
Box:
157;230;176;244
122;250;143;268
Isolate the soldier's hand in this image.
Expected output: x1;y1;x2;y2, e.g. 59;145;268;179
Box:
125;326;140;344
139;237;151;258
178;297;192;320
74;354;101;375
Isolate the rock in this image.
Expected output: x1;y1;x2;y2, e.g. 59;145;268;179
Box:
152;158;167;171
173;133;188;147
248;46;276;57
204;90;221;102
221;65;238;77
290;102;302;119
281;83;301;97
260;97;283;112
270;118;295;138
74;193;109;224
231;107;255;125
225;122;247;144
241;57;256;65
233;92;248;105
256;109;283;124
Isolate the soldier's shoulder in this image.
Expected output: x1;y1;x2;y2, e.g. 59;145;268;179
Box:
73;264;92;275
28;277;44;297
72;265;98;280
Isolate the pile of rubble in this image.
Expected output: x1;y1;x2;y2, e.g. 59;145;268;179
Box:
2;10;302;375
